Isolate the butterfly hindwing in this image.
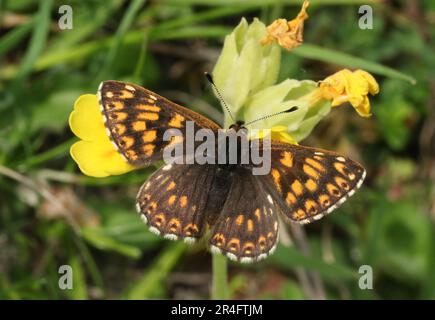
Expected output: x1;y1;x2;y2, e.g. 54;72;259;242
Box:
209;167;279;263
136;163;217;243
98;80;221;167
259;141;366;224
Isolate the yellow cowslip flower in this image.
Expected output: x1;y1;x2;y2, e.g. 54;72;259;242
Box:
69;94;135;177
319;69;379;117
250;126;298;145
261;0;309;50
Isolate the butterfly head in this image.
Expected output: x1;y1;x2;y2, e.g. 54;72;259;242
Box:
229;120;246;132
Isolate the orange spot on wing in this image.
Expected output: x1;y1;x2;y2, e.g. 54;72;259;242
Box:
293;209;306;220
305;179;317;191
185;223;199;236
138;112;159;120
247;219;254;232
303;164;320;179
228;238;241;252
242;242;255;254
271;169;282;192
168;195;176;205
254;209;261;221
153;213;166;227
110;112;127;121
213;233;226;247
136;104;160;112
306;158;325;172
280;152;293;167
319;194;331;207
120;136;135;148
327;183;341;197
286;192;297;205
179;196;188;207
113;124;126;135
166;181;176;191
305;199;318;214
125;149;138;161
142;144;155;156
120;90;134;99
168;218;181;233
168;114;185;128
258;236;267;250
291;180;304;196
142;130;157;142
335;176;350;190
109;101;124;110
132;121;146;131
236;215;244;226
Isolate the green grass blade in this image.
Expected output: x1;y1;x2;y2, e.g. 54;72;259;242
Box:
293;44;416;84
12;0;52;83
270;244;356;281
163;0;379;6
126;242;186;299
96;0;147;81
0;19;34;56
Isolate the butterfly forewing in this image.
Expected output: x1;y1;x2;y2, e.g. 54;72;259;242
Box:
209;167;279;263
136;163;217;243
259;140;366;224
98;80;221;166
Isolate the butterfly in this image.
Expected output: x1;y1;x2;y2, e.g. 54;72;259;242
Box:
98;80;366;263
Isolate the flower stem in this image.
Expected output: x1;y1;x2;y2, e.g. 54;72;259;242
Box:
211;253;228;299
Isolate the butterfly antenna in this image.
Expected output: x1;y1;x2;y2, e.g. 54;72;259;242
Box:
244;106;299;126
205;72;235;123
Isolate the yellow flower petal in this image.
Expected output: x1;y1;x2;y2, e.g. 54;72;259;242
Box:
319;69;379;117
250;126;298;144
69;94;136;177
69;94;107;141
261;0;309;51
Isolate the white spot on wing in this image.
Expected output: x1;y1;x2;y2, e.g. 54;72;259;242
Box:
257;253;267;261
210;245;222;255
149;226;160;235
164;234;178;241
267;195;273;204
336;156;346;162
313;213;324;220
162;164;173;171
140;213;148;224
240;257;253;264
125;84;135;92
268;243;277;255
184;237;196;245
226;252;237;261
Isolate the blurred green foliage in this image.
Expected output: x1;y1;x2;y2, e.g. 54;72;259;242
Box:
0;0;434;300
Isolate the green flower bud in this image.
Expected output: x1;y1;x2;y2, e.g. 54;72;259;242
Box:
212;18;281;126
